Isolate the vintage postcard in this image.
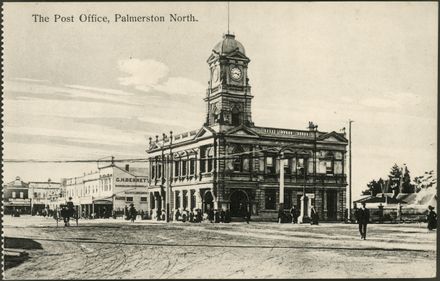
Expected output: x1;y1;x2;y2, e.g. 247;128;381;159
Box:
2;1;438;279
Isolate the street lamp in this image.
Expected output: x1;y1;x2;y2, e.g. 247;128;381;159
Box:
298;121;318;223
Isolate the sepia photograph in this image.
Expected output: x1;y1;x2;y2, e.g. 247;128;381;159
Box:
1;1;438;279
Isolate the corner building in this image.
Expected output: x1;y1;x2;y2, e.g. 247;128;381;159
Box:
147;34;348;221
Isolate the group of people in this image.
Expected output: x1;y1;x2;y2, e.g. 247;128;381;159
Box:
171;208;237;223
285;205;319;225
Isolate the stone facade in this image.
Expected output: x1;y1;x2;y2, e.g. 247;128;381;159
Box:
146;34;348;222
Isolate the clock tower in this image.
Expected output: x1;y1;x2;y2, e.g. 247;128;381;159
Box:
205;33;254;130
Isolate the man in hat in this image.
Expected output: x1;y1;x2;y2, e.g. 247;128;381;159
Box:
357;202;370;240
427;205;437;230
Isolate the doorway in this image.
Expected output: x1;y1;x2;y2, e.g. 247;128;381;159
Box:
203;190;213;213
327;190;337;220
230;190;249;217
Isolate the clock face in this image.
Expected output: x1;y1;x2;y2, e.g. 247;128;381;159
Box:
230;67;242;81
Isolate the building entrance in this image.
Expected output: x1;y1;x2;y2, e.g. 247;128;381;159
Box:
327;190;337;220
203;191;213;213
230;190;248;217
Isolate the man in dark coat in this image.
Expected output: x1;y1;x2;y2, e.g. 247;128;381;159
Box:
129;203;137;223
427;205;437;230
290;205;299;224
310;206;319;225
356;202;370;240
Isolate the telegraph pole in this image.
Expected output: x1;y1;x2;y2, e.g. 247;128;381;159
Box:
348;120;354;221
278;151;285;223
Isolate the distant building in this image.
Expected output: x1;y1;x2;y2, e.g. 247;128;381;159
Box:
4;176;31;214
146;33;348;221
63;162;148;218
28;179;61;215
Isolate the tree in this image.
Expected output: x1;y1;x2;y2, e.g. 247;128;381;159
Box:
388;163;402;196
401;165;414;193
362;178;383;196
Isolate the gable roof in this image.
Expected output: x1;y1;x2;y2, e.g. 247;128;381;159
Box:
224;125;259;138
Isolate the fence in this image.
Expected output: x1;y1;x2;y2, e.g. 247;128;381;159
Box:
348;205;430;224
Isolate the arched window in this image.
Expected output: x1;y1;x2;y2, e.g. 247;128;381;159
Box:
231;106;240;126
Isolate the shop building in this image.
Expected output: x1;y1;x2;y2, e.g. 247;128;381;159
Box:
29;179;61;214
146;33;348;221
4;176;31;214
63;162;148;218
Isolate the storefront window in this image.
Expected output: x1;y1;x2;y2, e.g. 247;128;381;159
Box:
265;189;276;210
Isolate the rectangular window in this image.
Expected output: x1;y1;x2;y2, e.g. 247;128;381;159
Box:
190;190;196;209
243;156;250;172
334;161;343;174
140;197;147;202
265;189;276;210
266;156;275;174
200;148;206;173
175;191;180;208
152;165;156;179
319;160;327;174
126;197;133;202
233;156;242;172
174;161;179;176
326;161;333;175
157;163;162;178
182;160;187;175
189;158;195;175
297;158;305;176
182;191;188;209
12;191;16;198
283;159;289;174
207;156;213;172
20;192;24;198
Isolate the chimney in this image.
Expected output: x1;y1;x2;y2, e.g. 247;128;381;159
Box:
125;164;130;172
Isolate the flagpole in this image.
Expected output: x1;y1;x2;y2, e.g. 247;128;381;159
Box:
348;120;353;221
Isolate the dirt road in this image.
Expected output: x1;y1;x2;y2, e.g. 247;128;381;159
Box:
3;216;436;279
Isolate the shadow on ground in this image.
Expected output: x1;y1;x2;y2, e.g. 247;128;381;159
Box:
4;237;43;270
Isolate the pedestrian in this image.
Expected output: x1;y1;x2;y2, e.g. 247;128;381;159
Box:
182;209;188;222
278;208;284;223
220;209;225;223
427;205;437;230
129;203;137;223
196;209;203;223
225;209;231;223
61;206;69;227
161;209;166;221
310;205;319;225
124;205;130;220
290;205;298;224
175;209;181;221
356;202;370;240
245;206;251;224
208;208;214;223
214;209;220;223
189;209;195;223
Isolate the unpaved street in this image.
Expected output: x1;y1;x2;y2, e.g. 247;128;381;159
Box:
3;216;436;279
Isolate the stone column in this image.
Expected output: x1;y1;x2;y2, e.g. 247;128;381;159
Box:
195;189;202;209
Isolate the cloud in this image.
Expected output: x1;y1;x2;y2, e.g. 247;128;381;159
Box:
358;92;422;109
118;58;169;90
4;79;140;106
117;58;205;96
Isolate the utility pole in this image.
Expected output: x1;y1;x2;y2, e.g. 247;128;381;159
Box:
348;120;354;221
278;151;285;223
167;131;173;222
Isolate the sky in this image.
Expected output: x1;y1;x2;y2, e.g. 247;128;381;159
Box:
2;2;438;199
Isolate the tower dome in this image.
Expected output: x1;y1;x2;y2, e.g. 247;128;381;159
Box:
212;34;246;55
